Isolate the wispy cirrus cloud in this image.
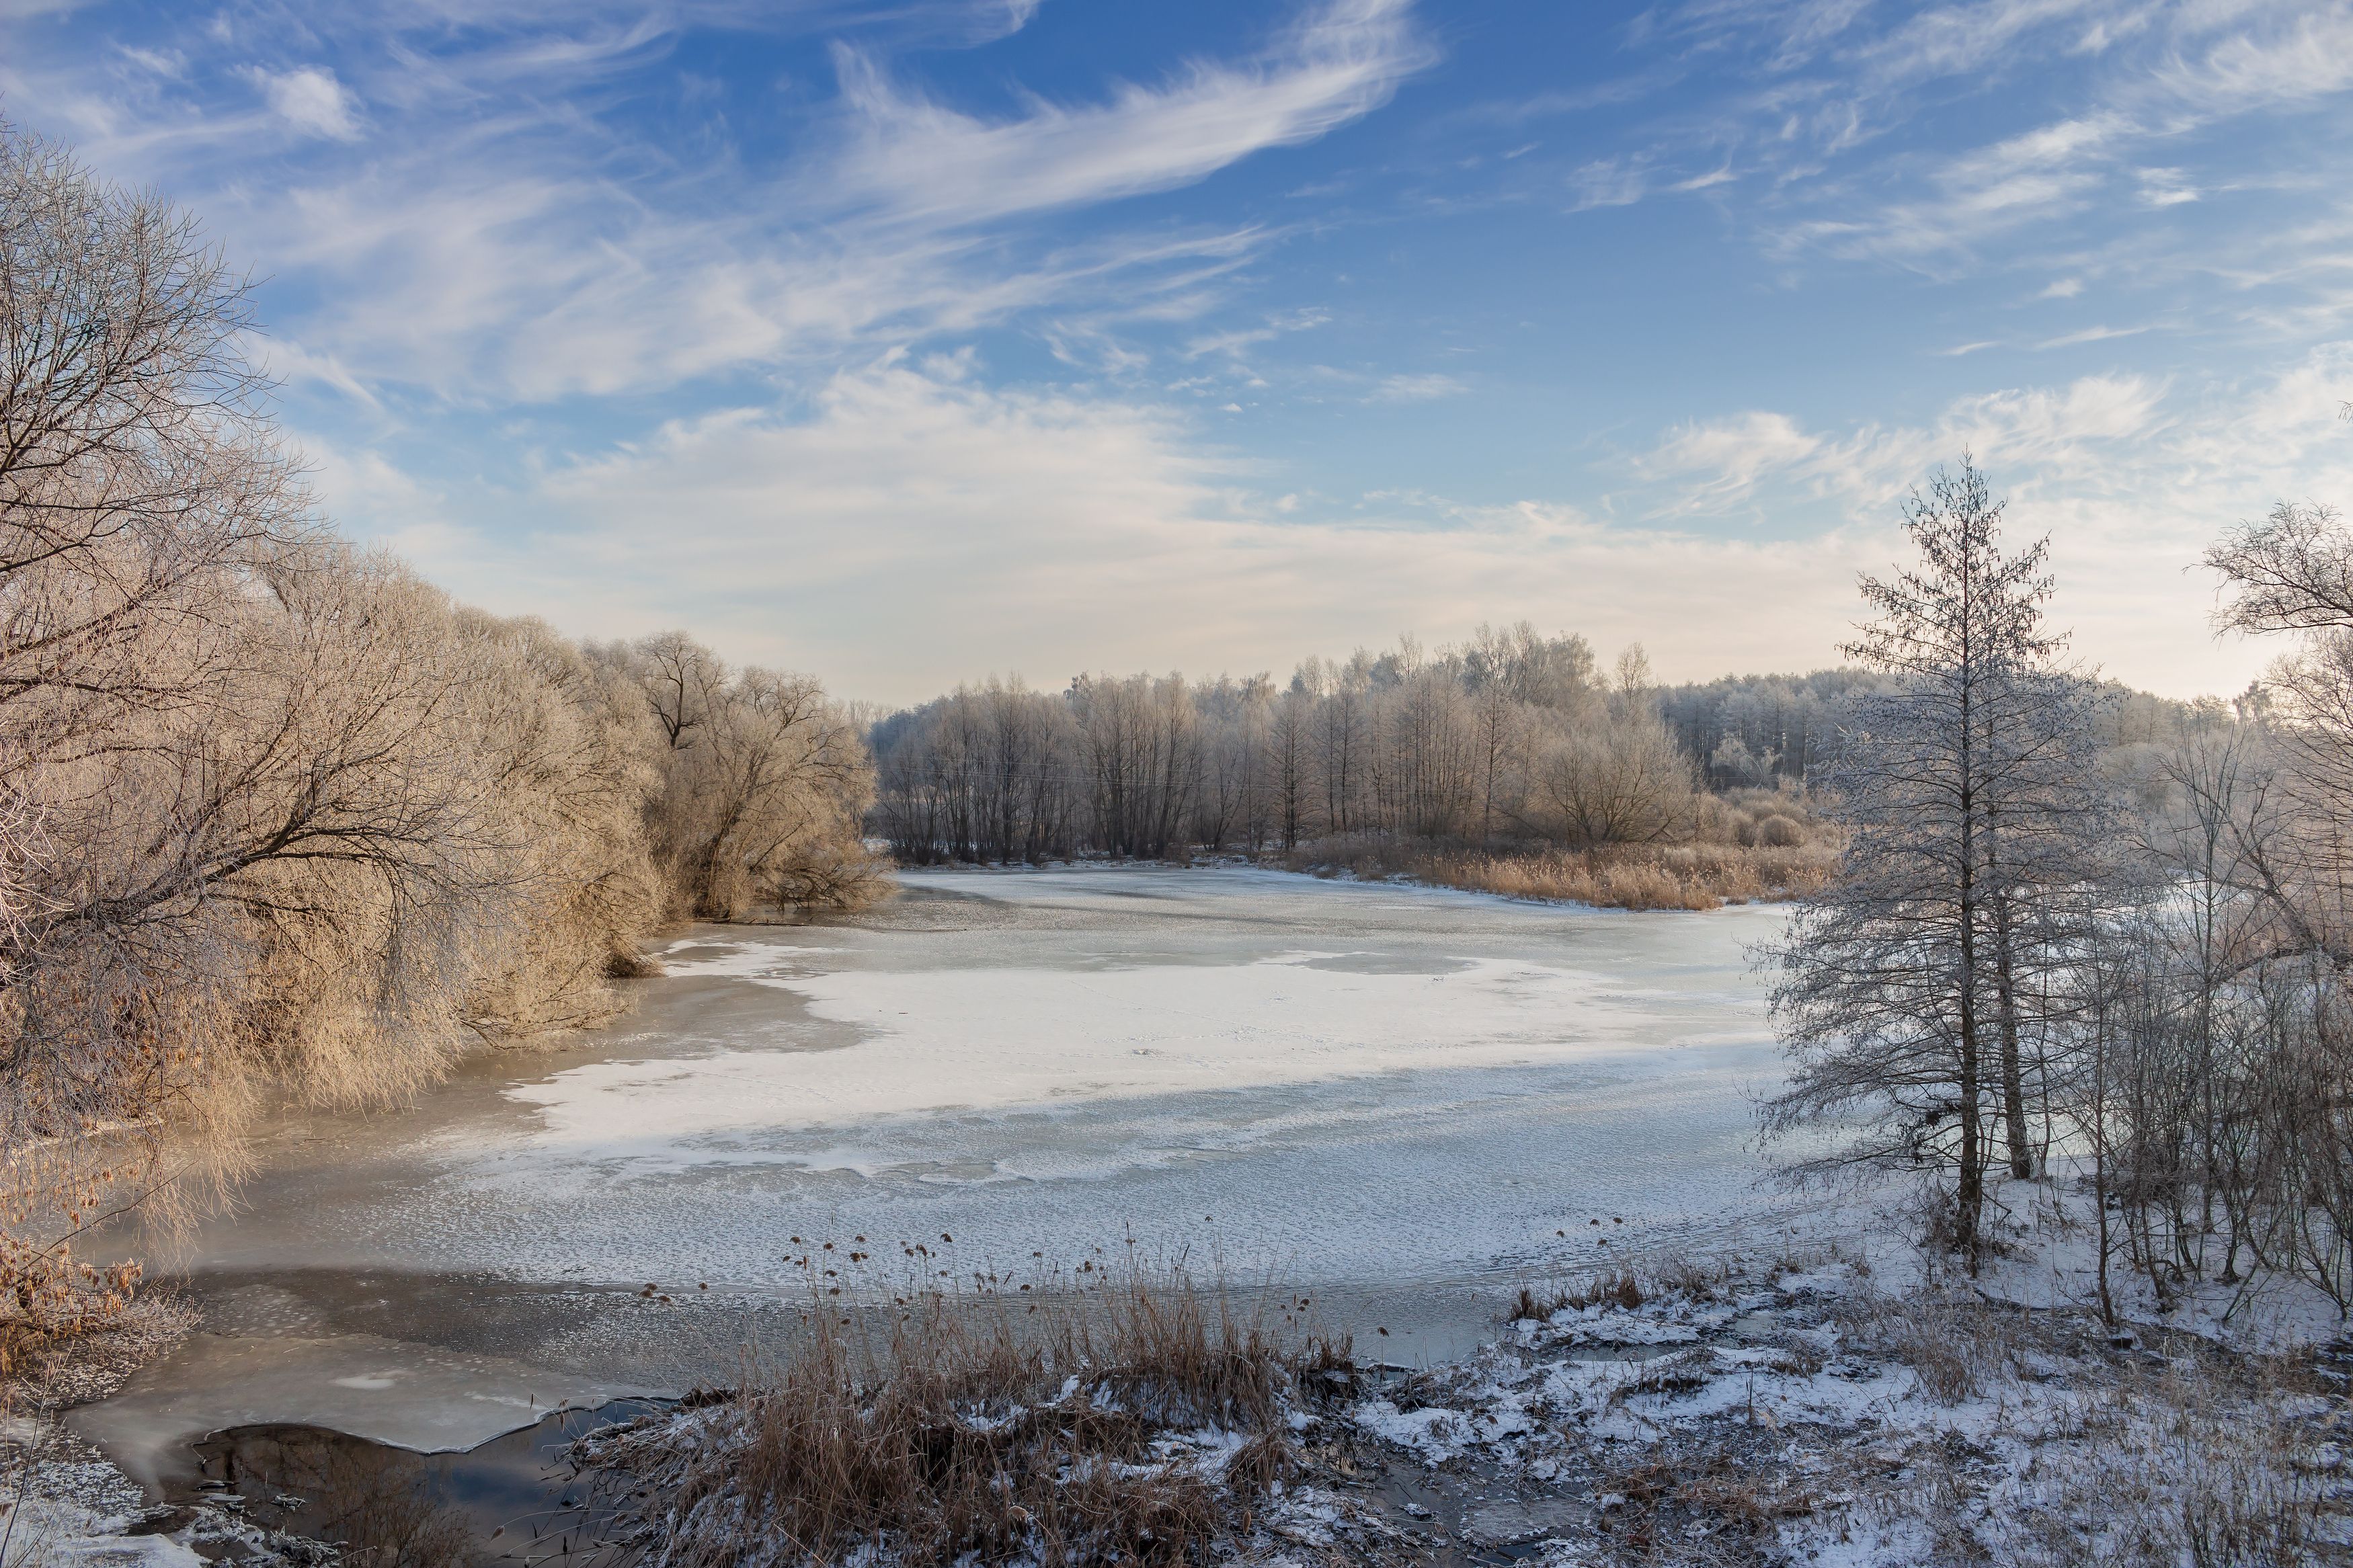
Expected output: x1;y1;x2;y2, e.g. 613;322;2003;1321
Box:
1497;0;2353;340
2;0;1431;403
824;0;1427;229
1367;372;1466;402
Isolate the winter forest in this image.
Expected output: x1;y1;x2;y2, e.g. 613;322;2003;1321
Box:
10;22;2353;1565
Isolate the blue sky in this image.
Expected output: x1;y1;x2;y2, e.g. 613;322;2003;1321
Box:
8;0;2352;702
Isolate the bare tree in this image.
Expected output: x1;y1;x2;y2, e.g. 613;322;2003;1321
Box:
867;622;1719;868
1762;457;2100;1265
1533;708;1695;848
604;634;881;919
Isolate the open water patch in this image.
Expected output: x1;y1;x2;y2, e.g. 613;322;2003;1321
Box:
169;1400;670;1567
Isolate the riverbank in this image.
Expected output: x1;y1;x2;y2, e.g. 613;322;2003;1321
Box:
1329;1245;2350;1565
557;1230;2353;1566
13;1208;2346;1567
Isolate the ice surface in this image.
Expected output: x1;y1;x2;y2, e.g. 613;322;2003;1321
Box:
79;868;1809;1475
506;947;1680;1171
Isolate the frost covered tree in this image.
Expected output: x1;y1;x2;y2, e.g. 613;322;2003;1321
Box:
865;621;1710;865
2206;500;2353;956
1533;707;1696;847
1763;458;2110;1264
0;124;872;1357
596;634;881;917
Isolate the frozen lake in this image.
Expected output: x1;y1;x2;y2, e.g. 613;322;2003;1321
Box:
77;867;1808;1483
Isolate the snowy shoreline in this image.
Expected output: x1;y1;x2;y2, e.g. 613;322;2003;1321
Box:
11;1217;2351;1566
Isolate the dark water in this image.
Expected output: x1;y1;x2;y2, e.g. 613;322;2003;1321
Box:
176;1400;668;1567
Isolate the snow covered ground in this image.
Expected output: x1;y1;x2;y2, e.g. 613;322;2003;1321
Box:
27;1236;2352;1565
532;1231;2353;1567
1330;1244;2353;1565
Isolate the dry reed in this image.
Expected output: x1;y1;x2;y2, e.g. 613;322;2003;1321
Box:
577;1266;1351;1567
1290;837;1839;912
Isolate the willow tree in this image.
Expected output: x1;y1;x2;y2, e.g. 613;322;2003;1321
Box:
600;633;882;917
1763;458;2109;1265
0;125;670;1356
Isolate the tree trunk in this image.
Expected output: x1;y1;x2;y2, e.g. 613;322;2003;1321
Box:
1993;883;2034;1180
1958;941;1985;1270
1956;849;1985;1262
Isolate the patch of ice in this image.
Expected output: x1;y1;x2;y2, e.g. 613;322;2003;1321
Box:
67;1332;655;1489
654;940;847;989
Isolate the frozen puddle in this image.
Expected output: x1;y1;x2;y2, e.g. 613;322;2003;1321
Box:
78;868;1805;1481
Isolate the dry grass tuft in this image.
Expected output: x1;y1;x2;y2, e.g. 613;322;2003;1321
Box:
579;1268;1352;1567
1591;1441;1819;1562
1;1290;193;1413
1995;1372;2336;1568
1840;1287;2009;1407
1509;1283;1565;1322
1512;1270;1650;1323
1883;1304;2343;1567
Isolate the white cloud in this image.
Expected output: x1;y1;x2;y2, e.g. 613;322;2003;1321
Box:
1633;0;2353;308
300;349;2353;705
1183;308;1331;361
1781;114;2127;263
1852;0;2118;89
2153;5;2353;110
2136;165;2198;206
1567;157;1646;210
247;333;381;407
2035;323;2149;348
1616;360;2353;695
245;66;362;140
6;1;1426;404
1642;411;1822;503
825;0;1428;229
352;360;1880;700
1643;372;2170;514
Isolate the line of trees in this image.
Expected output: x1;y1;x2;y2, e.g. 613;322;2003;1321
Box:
871;640;2210;874
1765;459;2353;1317
0;126;877;1357
871;630;1773;864
1657;671;1888;791
1658;668;2199;794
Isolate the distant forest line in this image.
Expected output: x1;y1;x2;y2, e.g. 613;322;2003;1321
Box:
865;628;2219;869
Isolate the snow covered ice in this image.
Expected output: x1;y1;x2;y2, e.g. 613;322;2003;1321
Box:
73;868;1811;1475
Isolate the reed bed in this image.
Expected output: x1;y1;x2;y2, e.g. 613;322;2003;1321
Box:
575;1264;1351;1568
1287;837;1839;911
